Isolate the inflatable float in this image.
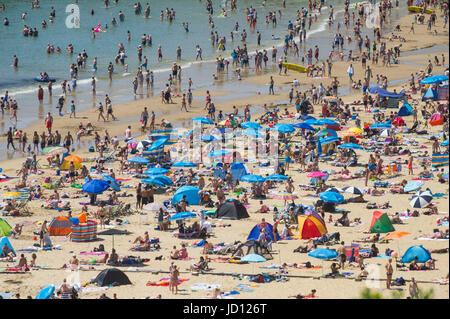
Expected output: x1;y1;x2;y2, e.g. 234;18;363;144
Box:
408;6;433;14
429;117;444;126
34;77;56;82
282;62;307;73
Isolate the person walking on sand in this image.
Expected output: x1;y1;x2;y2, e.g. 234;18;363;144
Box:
338;241;346;270
69;100;76;118
45;112;53;134
169;264;179;294
38;85;44;103
181;93;188;112
409;277;419;299
408;152;413;175
347;64;354;82
97;102;106;122
6;127;16;151
385;258;393;289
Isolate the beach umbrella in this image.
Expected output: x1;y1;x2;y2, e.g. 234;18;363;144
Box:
242;129;264;138
302;115;316;120
264;174;289;181
42;146;66;155
293;122;315;130
147;175;173;186
147;137;169;151
199;134;216;142
314;128;338;138
316;119;339;126
145;167;169;175
347;127;363;134
401;246;432;263
403;180;424;193
240;174;265;183
420;74;448;85
136;140;152;150
192;117;214;124
169;211;197;221
82;179;110;194
143;202;167;212
125;138;138;145
35;285;55;299
272;123;295;133
127;156;150;164
409;191;433;208
241;254;267;263
241;122;262;130
172;161;198;168
319;136;340;145
370;123;391;130
308;248;338;260
304;118;319;125
142;178;166;187
441;139;449;147
325;187;341;193
218;119;236;126
342;186;363;195
319;191;344;204
102;175;121;192
208;150;232;157
338;143;364;150
269;192;298;200
307;171;328;178
63;155;82;163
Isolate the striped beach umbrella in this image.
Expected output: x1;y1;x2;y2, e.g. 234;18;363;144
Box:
342;186;363;195
409;191;433;208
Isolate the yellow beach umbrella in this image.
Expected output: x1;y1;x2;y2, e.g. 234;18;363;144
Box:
63;155;83;163
347;127;363;134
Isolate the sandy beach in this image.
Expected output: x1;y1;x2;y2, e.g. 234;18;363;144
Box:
0;1;449;300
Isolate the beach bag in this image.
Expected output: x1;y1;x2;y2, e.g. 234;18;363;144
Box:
89;146;95;152
393;277;405;286
305;261;312;268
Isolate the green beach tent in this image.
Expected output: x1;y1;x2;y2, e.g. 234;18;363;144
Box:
0;218;12;237
369;211;395;233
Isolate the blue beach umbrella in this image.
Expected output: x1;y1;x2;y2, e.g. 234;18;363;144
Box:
36;285;55;299
241;254;267;263
308;248;339;260
304;119;319;125
148;175;173;186
171;185;201;205
241;174;265;183
265;174;289;181
243;129;264;138
319;191;344;204
169;211;197;221
127;156;150;164
293;122;315;130
316;119;339;126
172;161;198;168
192;117;214;124
82;179;110;194
272;123;295;133
401;246;432;263
142;178;167;187
199;134;216;142
319;136;340;145
145;167;169;175
403;180;424;193
420;75;448;85
241;122;262;130
208;150;232;157
338;143;364;150
102;175;121;192
302;115;316;120
148;137;169;151
441;139;449;147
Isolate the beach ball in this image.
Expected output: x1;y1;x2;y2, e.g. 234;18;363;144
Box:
33;236;37;240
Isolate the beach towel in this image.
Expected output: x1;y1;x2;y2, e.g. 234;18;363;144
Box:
323;272;353;278
146;278;189;287
190;283;221;291
416;237;448;241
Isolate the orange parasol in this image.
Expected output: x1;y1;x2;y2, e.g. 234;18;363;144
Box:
383;231;410;240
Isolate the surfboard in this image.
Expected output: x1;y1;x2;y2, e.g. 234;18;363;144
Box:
282;62;307;73
408;6;433;14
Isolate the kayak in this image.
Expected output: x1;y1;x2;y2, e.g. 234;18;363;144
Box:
407;6;433;14
282;62;307;73
34;77;56;82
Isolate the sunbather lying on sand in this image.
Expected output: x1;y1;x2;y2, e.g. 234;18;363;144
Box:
80;253;109;264
288;289;317;299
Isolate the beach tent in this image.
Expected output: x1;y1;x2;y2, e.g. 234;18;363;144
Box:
247;223;281;242
422;87;438;101
0;218;12;237
71;220;98;242
48;216;73;236
92;268;132;287
171;185;201;205
230;163;247;181
401;245;432;263
397;101;413;116
214;199;249;220
369;211;395;233
0;236;15;256
294;215;327;239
